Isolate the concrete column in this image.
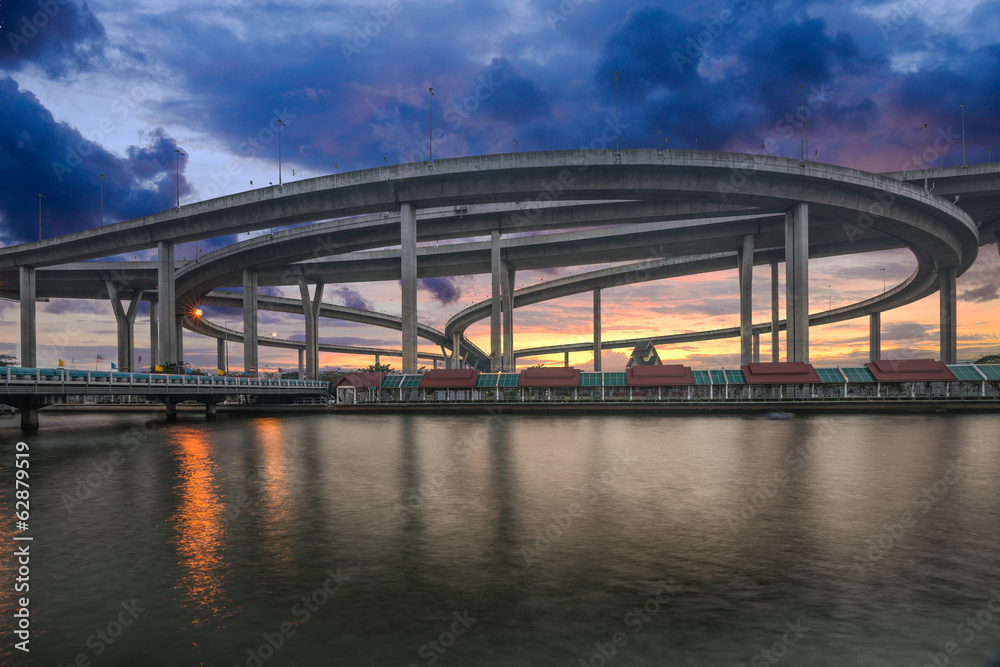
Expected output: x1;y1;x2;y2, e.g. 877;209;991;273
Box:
149;303;158;369
501;263;515;371
739;234;754;365
298;279;324;380
753;333;760;363
770;262;779;362
593;288;602;372
243;268;258;375
20;405;39;431
298;349;304;378
490;230;502;371
939;267;957;364
164;398;177;420
217;338;226;372
564;351;569;368
400;202;418;373
784;203;809;363
869;312;881;361
205;401;217;419
175;315;184;363
452;332;462;369
106;282;144;372
157;241;177;365
19;267;36;368
375;353;381;367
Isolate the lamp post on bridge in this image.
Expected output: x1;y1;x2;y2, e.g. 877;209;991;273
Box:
99;174;107;226
175;150;184;208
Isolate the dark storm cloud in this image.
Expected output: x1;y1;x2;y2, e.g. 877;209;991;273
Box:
418;277;462;304
332;286;373;311
0;77;188;243
1;0;108;76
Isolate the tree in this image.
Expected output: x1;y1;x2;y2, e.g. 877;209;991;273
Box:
359;362;393;373
974;354;1000;365
0;354;17;367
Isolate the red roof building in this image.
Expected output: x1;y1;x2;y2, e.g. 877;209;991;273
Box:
419;368;479;388
626;364;694;386
864;359;957;382
741;362;820;384
333;372;386;389
518;367;581;387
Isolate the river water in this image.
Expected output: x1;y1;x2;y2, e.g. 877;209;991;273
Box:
1;411;1000;666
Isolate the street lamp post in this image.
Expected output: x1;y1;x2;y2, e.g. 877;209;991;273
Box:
916;124;928;190
614;71;620;153
37;193;46;241
175;150;184;208
989;146;994;164
99;174;108;226
881;267;886;293
796;84;804;161
277;118;286;186
960;102;966;166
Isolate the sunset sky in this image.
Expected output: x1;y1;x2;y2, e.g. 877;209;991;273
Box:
2;0;1000;372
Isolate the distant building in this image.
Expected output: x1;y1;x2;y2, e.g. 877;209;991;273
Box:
626;340;662;368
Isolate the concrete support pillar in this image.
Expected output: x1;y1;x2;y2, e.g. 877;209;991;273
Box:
243;268;258;376
869;312;881;361
217;338;226;372
501;263;515;371
593;288;602;372
770;262;779;362
784;203;809;363
175;315;184;363
298;279;324;380
205;401;217;419
107;282;144;372
753;333;761;363
452;332;462;369
157;241;177;365
490;230;502;371
20;405;39;431
164;398;177;420
939;267;957;364
739;234;754;365
19;267;36;368
149;304;158;369
564;351;569;368
375;353;381;368
400;202;418;373
298;349;304;378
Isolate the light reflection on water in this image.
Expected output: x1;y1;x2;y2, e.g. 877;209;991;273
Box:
1;411;999;666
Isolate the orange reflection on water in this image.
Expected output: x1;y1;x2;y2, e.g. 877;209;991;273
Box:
172;428;229;627
255;419;295;565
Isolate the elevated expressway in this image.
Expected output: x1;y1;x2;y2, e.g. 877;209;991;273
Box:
3;150;994;376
